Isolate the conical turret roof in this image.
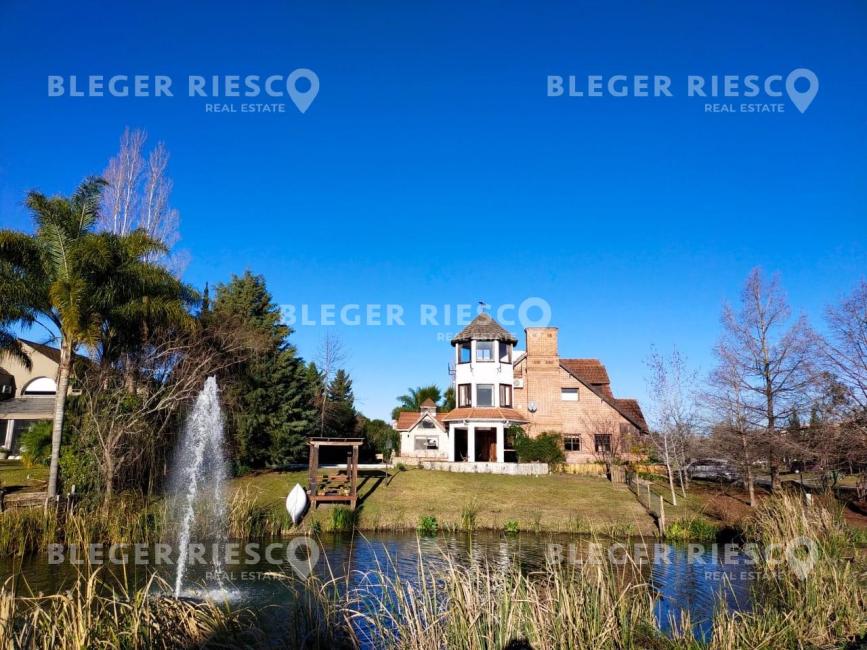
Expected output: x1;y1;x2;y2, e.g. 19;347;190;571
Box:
450;313;518;345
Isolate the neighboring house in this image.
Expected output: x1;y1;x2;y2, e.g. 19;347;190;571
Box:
0;340;66;456
394;399;449;459
395;313;647;464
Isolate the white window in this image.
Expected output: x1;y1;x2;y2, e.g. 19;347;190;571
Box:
23;377;57;395
499;342;511;363
458;384;471;408
458;343;472;364
415;436;439;450
561;388;579;401
476;341;494;362
476;384;494;407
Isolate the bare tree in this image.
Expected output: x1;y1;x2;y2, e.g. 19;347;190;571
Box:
315;331;346;436
100;128;185;272
645;346;699;505
816;280;867;477
587;414;638;474
713;268;817;492
706;357;762;506
74;322;264;503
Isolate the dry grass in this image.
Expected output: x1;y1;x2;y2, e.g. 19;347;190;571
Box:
0;568;256;649
0;494;864;648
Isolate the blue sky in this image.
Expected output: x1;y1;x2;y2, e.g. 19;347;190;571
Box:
1;0;865;420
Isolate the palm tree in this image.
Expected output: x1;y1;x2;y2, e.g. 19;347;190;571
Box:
392;384;443;421
0;178;191;496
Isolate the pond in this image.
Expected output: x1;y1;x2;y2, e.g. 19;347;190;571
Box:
1;531;754;646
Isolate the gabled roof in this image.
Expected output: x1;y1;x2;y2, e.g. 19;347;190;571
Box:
395;410;448;431
450;313;518;346
559;359;648;433
19;339;62;365
612;399;649;432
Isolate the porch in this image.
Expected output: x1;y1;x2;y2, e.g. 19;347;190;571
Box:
447;422;517;463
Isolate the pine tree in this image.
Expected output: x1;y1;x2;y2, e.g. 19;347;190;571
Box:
210;271;315;469
324;369;358;437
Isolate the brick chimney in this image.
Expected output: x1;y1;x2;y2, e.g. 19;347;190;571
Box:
525;327;558;359
523;327;561;433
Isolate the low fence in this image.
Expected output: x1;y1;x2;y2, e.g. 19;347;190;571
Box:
560;463;607;476
417;461;550;476
626;474;666;535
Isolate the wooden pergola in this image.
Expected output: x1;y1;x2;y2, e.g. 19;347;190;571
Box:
307;437;364;510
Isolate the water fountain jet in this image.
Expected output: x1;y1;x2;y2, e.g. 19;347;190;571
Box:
167;376;230;597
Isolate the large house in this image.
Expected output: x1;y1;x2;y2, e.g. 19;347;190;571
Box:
395;313;647;464
0;340;64;455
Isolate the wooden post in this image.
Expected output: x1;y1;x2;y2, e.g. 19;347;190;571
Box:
658;494;666;535
646;482;652;508
350;445;359;510
308;443;319;507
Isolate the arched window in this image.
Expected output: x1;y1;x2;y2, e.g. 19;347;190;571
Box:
22;377;57;396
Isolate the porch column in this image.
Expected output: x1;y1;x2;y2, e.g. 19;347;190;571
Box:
467;424;476;462
448;424;456;462
496;423;505;463
4;419;14;450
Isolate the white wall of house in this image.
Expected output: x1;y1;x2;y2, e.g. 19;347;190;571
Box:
398;413;448;459
453;340;515;408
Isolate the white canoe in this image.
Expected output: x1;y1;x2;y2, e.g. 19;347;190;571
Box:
286;483;308;525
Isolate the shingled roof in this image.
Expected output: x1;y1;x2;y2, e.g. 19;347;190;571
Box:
450;313;518;345
559;358;648;432
612;399;649;432
395;411;447;431
560;359;614;398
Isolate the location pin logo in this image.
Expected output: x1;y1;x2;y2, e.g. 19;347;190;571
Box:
287;68;319;114
285;536;320;579
785;68;818;113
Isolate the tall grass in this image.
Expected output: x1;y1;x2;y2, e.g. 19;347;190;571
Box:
0;568;256;649
0;489;299;559
341;494;867;649
344;551;662;649
1;492;864;648
704;492;867;648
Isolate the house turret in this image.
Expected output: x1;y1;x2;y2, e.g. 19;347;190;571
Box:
450;313;517;409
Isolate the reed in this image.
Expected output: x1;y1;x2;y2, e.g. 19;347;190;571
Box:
0;568;255;649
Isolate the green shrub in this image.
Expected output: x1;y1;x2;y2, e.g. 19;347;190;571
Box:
19;421;52;468
503;520;519;535
329;507;356;532
665;517;719;542
418;515;438;535
395;462;407;472
514;431;565;465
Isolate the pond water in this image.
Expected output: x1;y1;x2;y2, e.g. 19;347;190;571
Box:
1;531;753;646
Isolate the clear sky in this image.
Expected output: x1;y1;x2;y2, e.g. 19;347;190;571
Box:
1;0;865;421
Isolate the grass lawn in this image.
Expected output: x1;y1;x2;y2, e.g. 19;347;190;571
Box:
0;460;48;491
233;468;658;535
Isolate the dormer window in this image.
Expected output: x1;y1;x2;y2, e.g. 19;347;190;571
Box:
476;341;494;362
458;343;472;364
